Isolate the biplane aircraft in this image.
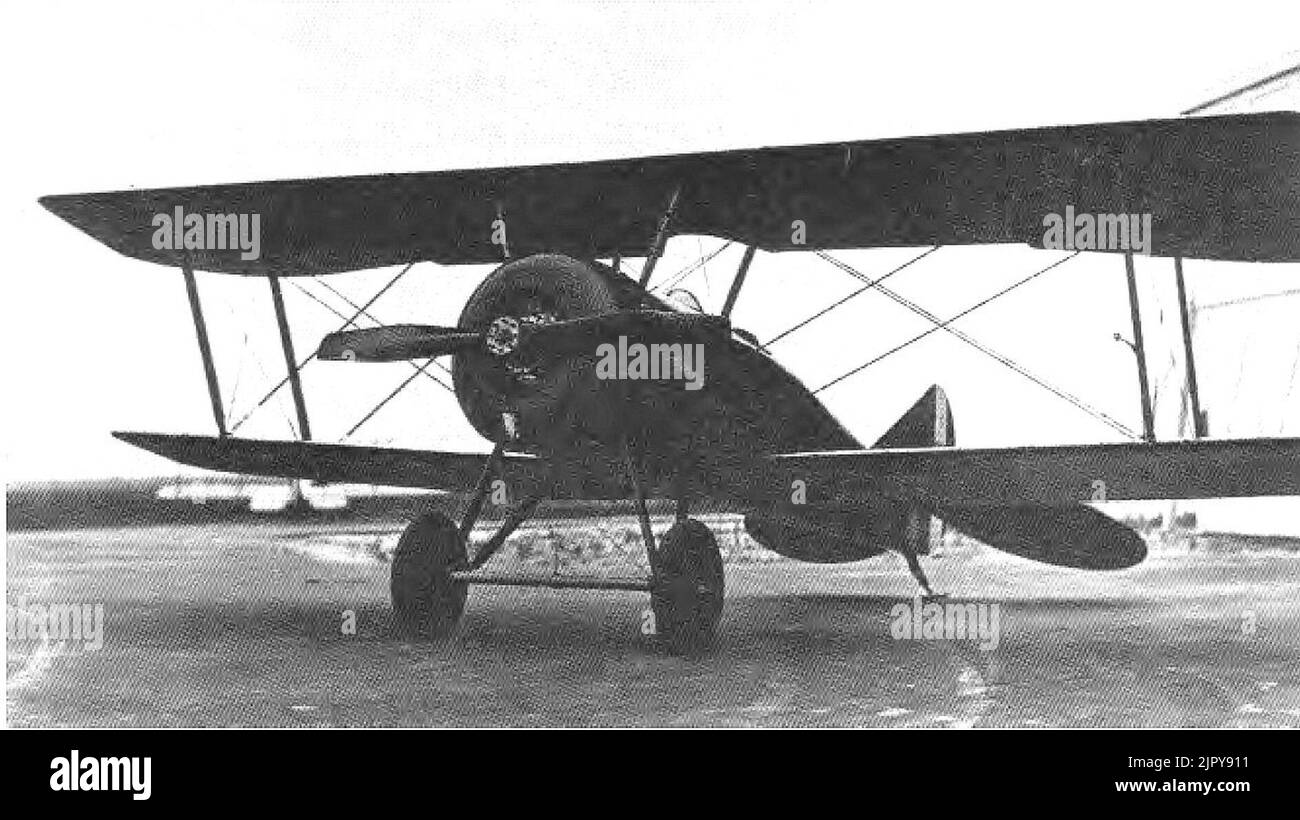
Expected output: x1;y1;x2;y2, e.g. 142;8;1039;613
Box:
41;112;1300;653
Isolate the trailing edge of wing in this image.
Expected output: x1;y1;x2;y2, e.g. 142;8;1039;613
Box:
42;112;1300;274
769;437;1300;506
113;432;543;492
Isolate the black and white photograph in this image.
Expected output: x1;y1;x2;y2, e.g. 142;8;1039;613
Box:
4;0;1298;756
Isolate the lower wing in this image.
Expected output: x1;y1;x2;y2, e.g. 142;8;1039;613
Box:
117;432;1299;569
113;432;544;493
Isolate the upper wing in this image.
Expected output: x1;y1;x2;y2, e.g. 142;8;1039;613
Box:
42;112;1300;274
769;437;1300;505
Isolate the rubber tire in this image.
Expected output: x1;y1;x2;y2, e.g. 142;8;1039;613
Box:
391;512;469;639
651;518;725;655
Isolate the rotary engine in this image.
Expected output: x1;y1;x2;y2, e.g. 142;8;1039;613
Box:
452;254;628;450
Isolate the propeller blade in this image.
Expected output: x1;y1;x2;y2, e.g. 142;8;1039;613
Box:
519;311;729;356
317;325;482;362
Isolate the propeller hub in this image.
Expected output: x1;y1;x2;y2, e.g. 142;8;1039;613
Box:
485;316;521;357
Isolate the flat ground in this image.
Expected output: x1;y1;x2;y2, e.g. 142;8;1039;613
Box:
6;518;1299;727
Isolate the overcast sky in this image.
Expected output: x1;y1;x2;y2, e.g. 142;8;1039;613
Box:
2;0;1297;508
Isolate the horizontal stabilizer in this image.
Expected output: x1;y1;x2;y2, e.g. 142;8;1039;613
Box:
932;503;1146;569
770;437;1300;505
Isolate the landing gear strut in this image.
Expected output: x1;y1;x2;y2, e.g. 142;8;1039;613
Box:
391;440;538;639
391;438;725;653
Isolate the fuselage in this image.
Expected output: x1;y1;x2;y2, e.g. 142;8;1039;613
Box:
450;254;856;495
448;254;906;562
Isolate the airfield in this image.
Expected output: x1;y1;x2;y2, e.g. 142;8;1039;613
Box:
7;514;1300;727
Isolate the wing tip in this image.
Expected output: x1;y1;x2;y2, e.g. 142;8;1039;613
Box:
37;193;75;219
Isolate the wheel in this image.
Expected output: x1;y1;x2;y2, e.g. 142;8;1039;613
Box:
391;512;469;639
650;518;725;655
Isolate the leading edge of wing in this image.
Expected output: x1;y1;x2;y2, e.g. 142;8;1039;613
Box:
769;437;1300;505
42;111;1300;274
113;432;542;492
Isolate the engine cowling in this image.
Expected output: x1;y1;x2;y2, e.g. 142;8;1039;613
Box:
452;254;625;451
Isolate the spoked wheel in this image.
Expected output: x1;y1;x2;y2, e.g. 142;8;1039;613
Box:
650;518;725;655
391;512;469;639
